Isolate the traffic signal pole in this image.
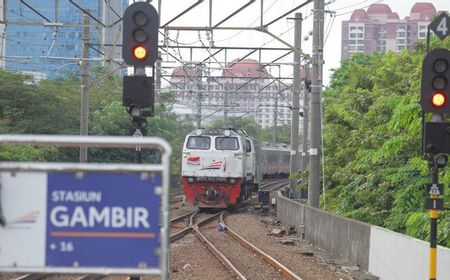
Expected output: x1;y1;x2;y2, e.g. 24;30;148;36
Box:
422;48;450;280
429;164;439;280
122;3;165;279
421;13;450;279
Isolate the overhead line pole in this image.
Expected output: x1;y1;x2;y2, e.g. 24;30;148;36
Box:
79;14;89;163
195;64;203;128
289;13;302;197
156;52;162;102
301;60;310;173
308;0;324;208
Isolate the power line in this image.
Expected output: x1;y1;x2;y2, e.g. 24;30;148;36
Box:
324;13;335;44
334;0;383;17
331;0;371;11
215;0;279;43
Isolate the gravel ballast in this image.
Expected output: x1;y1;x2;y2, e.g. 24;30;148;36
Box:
225;210;352;280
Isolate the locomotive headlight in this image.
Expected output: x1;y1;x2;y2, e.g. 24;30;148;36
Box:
229;178;236;184
195;129;203;136
224;130;231;136
188;177;194;183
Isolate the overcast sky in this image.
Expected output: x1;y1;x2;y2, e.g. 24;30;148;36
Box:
136;0;449;85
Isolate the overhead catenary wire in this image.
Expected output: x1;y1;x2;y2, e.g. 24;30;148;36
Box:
214;0;279;43
330;0;371;11
4;0;316;92
334;0;383;17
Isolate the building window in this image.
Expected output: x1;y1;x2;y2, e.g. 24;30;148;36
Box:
418;25;427;39
396;25;408;52
376;25;386;53
348;24;365;54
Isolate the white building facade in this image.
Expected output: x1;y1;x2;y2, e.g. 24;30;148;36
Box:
169;59;294;129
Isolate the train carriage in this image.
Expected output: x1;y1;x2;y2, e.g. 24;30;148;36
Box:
260;143;290;177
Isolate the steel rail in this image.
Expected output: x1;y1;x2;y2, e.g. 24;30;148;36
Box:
169;210;198;242
192;225;246;280
219;212;303;280
169;211;222;242
74;275;105;280
170;210;198;224
192;222;247;280
264;179;290;192
170;226;192;243
14;274;50;280
259;179;289;191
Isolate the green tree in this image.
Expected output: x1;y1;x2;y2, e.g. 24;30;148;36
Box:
323;37;450;246
90;101;193;174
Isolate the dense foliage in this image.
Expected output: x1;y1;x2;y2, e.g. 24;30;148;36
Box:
323;38;450;246
0;67;193;174
207;116;291;144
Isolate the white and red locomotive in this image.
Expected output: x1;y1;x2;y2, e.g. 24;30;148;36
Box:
181;128;290;209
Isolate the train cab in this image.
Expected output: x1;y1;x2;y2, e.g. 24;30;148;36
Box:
181;128;252;208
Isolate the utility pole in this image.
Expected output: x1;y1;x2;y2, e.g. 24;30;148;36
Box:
309;0;324;208
224;87;229;127
289;12;302;197
79;14;89;163
273;92;278;142
300;61;310;172
155;51;162;102
273;66;281;143
0;0;5;69
195;64;203;128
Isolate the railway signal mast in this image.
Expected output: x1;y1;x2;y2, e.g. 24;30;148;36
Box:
420;12;449;280
122;2;159;137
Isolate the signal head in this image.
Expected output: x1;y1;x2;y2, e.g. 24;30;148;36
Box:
133;45;148;61
122;2;159;66
421;49;450;114
431;92;446;108
433;59;448;73
133;11;148;26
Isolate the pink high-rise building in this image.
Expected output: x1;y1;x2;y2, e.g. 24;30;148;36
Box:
341;3;438;60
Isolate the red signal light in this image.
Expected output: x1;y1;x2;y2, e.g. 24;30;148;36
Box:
431;92;446;108
133;45;148;60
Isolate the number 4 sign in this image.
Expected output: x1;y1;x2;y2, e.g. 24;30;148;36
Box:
429;12;450;40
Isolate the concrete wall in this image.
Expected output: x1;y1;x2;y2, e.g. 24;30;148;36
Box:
277;195;371;271
277;194;450;279
369;226;450;280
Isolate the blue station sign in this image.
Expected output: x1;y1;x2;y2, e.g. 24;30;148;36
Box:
44;172;161;269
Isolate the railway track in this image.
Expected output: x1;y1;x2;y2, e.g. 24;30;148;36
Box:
259;178;289;192
73;275;105;280
13;275;50;280
169;210;221;242
170;191;186;204
11;274;106;280
218;211;303;280
170;208;303;280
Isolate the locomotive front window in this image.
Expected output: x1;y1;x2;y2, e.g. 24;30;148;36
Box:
245;139;252;152
187;136;211;150
216;137;239;150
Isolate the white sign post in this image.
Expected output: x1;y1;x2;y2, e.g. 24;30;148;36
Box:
0;135;171;279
